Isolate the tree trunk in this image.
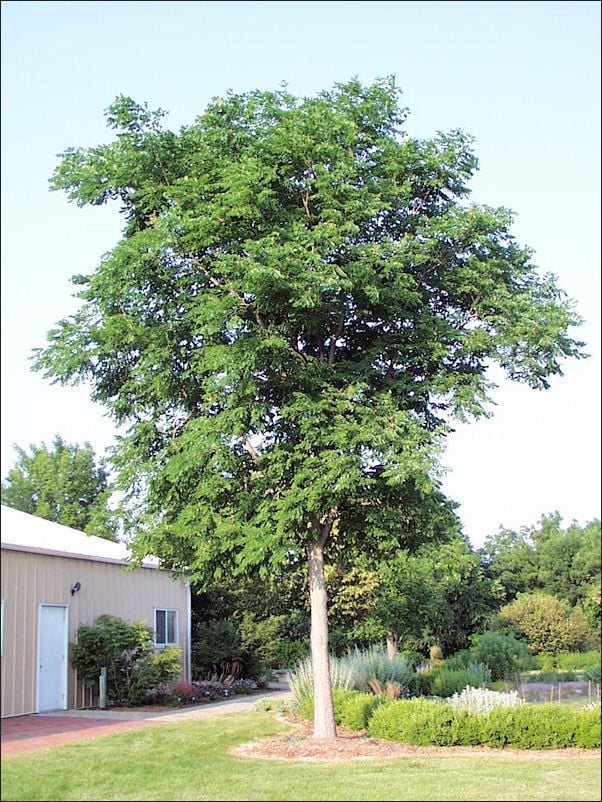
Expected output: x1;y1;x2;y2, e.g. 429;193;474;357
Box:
307;538;337;740
386;631;399;661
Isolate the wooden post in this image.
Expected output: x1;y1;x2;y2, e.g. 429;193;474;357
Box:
100;667;107;709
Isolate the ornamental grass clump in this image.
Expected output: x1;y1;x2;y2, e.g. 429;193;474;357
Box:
289;655;355;712
447;685;524;714
341;645;417;697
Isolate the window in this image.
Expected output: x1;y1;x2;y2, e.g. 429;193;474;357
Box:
154;608;178;646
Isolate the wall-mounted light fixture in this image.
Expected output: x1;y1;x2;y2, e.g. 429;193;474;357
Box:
70;582;81;596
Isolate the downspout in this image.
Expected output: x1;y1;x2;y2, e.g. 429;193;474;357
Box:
186;580;192;682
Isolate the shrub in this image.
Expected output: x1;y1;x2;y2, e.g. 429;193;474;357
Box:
167;681;203;707
335;690;385;730
193;679;229;700
428;663;490;698
399;650;427;670
535;650;601;673
575;705;602;748
499;593;593;655
70;614;182;706
229;678;256;695
480;704;580;749
468;631;532;681
253;696;292;713
368;698;465;746
191;619;243;679
368;697;601;750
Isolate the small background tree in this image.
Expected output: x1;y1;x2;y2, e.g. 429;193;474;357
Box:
1;435;119;540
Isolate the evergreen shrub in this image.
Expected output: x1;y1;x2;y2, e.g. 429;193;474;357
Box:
335;690;385;730
368;698;601;749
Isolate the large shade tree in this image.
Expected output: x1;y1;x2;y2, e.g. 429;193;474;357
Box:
33;78;586;739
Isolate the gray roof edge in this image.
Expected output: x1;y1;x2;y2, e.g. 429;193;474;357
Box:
1;540;158;568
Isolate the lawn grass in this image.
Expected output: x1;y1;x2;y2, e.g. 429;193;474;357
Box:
1;710;600;801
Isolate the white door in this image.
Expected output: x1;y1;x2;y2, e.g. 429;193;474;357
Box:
38;605;68;712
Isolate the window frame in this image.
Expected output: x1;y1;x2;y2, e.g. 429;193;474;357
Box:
154;607;178;647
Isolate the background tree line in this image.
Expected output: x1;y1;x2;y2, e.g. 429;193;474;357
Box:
3;436;599;679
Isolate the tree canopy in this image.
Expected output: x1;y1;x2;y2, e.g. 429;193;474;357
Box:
1;435;118;540
482;514;601;641
33;77;586;738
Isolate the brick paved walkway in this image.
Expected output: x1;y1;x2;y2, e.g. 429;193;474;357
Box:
1;687;291;756
1;716;164;755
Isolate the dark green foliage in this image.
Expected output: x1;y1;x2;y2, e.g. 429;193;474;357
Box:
468;631;533;681
191;619;243;679
481;515;601;644
70;614;182;706
191;610;307;680
426;664;490;698
1;436;119;539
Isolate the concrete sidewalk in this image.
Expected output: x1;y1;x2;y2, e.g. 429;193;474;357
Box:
39;683;291;721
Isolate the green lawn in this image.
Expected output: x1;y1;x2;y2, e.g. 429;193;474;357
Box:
1;711;600;801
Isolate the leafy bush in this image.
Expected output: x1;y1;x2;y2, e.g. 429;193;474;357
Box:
335;690;385;730
399;650;426;670
468;631;533;681
428;662;490;698
229;678;256;695
192;611;310;679
253;696;292;712
70;614;182;706
167;681;203;707
535;650;601;672
577;705;602;747
499;593;593;655
480;704;582;749
368;698;465;746
191;619;243;679
585;665;601;683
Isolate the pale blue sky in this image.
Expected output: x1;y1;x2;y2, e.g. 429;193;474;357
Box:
1;1;600;547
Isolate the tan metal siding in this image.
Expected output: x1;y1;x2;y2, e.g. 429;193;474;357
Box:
1;548;189;718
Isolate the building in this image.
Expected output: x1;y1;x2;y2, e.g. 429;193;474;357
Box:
1;504;191;718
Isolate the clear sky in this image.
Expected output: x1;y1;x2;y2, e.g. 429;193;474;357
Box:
1;1;600;548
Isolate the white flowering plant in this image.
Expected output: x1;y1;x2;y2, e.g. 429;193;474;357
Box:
447;685;524;714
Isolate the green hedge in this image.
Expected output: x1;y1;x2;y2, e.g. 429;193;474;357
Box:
367;698;601;749
336;690;386;730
